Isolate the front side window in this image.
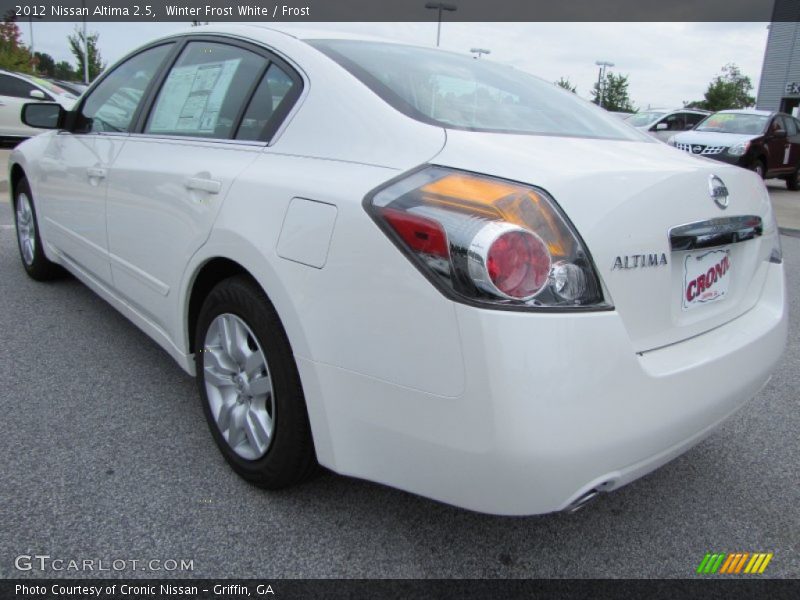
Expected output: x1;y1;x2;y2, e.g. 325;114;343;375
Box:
309;39;646;141
781;116;796;136
625;111;665;128
80;43;174;133
145;42;266;139
684;112;706;128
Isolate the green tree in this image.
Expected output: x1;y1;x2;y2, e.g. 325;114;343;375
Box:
555;77;576;93
686;63;755;111
53;60;76;81
68;26;105;82
34;51;55;77
591;72;635;112
0;18;33;73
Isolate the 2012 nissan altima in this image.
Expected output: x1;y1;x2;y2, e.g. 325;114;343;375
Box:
8;26;787;515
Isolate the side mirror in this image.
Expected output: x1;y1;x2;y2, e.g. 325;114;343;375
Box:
655;122;669;131
29;89;47;100
21;102;65;130
774;129;787;138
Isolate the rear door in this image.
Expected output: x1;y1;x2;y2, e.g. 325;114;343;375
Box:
104;37;303;338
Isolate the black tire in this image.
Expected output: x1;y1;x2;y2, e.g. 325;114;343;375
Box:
785;168;800;191
13;176;61;281
750;158;766;180
194;275;317;489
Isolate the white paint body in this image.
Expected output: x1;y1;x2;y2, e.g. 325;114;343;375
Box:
9;26;787;515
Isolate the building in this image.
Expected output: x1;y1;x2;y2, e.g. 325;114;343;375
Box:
757;1;800;116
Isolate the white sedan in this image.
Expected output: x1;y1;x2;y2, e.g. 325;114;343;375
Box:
0;70;76;141
8;26;787;515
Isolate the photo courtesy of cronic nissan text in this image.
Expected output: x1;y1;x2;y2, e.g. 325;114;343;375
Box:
0;0;797;598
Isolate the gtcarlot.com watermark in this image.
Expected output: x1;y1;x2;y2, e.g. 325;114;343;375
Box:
14;555;194;573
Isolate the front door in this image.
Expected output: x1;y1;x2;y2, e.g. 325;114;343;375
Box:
34;44;175;285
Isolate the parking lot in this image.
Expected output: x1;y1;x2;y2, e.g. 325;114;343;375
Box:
0;149;798;579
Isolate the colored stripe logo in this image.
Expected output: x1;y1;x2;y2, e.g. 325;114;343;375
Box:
697;552;773;574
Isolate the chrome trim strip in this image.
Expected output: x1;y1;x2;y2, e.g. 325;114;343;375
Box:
669;215;763;251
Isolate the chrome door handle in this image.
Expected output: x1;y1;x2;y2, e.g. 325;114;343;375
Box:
184;177;221;194
86;167;107;179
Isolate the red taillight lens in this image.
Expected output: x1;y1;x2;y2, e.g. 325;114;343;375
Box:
368;166;608;310
486;229;551;299
381;207;449;259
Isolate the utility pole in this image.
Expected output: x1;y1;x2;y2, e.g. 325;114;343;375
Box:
425;2;458;47
595;60;614;108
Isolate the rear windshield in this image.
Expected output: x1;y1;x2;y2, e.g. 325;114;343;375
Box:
695;113;769;135
308;39;647;141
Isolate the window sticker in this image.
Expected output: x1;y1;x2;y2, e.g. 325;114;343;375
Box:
149;58;241;135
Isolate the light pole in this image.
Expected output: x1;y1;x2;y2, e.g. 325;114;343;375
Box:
82;0;89;83
595;60;614;108
425;2;457;47
27;15;41;72
470;47;490;59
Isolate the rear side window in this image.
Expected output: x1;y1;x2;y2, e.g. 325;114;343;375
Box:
145;42;266;139
235;63;299;141
308;39;646;141
0;74;40;99
80;44;173;133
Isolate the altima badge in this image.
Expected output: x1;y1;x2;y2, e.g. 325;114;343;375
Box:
709;175;729;209
612;253;668;270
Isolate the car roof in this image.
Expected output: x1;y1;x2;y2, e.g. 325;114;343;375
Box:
715;108;773;116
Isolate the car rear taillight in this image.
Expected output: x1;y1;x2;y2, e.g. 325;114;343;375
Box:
367;166;609;310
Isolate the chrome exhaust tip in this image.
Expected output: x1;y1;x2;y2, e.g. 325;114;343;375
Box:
565;489;601;513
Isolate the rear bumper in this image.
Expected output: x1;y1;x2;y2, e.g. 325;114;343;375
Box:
298;262;787;515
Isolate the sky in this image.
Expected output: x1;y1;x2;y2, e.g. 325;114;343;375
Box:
17;21;770;109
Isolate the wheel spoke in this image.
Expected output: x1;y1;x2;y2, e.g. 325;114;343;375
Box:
221;315;250;366
226;405;247;448
204;346;237;378
204;365;234;388
248;373;272;397
243;349;265;377
216;397;237;432
245;407;271;455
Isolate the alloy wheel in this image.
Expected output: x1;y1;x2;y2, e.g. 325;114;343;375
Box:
15;192;36;266
203;313;275;460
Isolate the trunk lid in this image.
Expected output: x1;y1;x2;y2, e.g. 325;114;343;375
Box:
433;131;777;352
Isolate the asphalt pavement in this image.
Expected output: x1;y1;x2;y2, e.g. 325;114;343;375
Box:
0;184;798;579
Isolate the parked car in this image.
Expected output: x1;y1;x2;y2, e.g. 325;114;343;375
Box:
626;108;711;141
669;109;800;189
8;26;787;515
48;79;88;97
0;71;76;143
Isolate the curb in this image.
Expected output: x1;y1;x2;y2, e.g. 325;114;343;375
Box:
780;227;800;239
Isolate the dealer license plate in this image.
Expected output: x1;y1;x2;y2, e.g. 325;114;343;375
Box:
682;248;731;311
